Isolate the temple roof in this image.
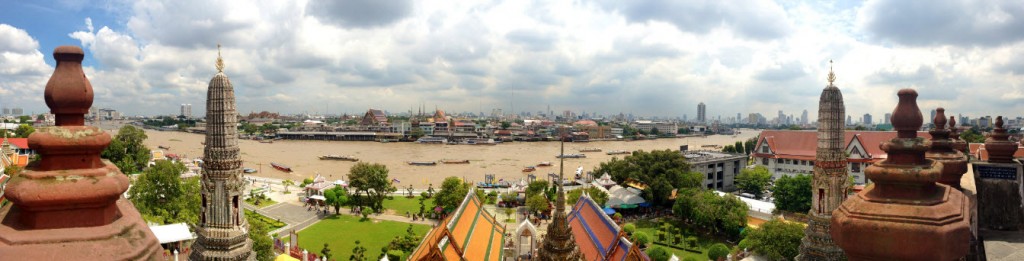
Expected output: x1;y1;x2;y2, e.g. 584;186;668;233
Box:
754;130;933;161
409;190;506;261
567;194;649;261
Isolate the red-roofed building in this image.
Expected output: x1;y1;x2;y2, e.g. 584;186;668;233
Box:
1;138;31;167
568;194;649;261
969;143;1024;161
752;130;932;184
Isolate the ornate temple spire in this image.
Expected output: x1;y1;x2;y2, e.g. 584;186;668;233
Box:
832;89;970;260
536;137;582;261
190;45;254;260
797;60;847;261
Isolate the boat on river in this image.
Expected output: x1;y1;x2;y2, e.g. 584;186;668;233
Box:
408;161;437;166
416;136;448;144
556;154;587;159
537;162;553;167
578;148;602;152
319;155;359;161
606;150;630;155
271;162;292;172
441;159;470;164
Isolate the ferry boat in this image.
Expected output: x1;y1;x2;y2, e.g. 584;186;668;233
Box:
606;150;630;155
522;166;536;172
158;145;171;150
578;148;602;152
441;159;470;164
243;168;257;173
408;161;437;166
319;155;359;161
537;162;553;167
271;162;292;172
556;154;587;159
462;138;498;145
416;136;448;144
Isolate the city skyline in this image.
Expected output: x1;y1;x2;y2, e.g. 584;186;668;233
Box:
1;0;1023;119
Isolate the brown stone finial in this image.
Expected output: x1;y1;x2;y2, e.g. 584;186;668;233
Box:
44;46;93;126
927;108;967;189
0;46;161;259
949;117;958;136
891;89;923;138
985;116;1015;163
831;88;970;260
933;108;947;130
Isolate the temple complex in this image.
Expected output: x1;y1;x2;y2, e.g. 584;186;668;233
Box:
797;61;848;261
408;190;507;261
831;89;970;260
0;46;162;259
536;140;584;260
189;45;254;260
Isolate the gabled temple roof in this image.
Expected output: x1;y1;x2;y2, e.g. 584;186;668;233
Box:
409;190;506;261
568;194;649;261
754;130;932;161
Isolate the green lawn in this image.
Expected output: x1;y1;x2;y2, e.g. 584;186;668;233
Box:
383;196;423;215
635;220;732;261
245;197;278;208
296;214;430;260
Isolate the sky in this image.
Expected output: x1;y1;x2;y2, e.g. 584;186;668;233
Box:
0;0;1023;120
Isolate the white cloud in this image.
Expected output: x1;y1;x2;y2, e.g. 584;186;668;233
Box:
2;0;1023;121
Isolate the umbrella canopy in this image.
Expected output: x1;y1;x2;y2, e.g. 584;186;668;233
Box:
309;195;326;201
606;185;645;207
603;207;616;215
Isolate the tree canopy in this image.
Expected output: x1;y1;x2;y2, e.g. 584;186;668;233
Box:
13;124;34;138
593;149;703;207
324;186;350;214
566;186;609;207
526;194;550;214
346;162;395;212
772;174;812;213
744;218;805;261
736;166;772;199
247;213;274;261
672;188;748;238
433;176;470;213
102;125;151;174
129;160;200;226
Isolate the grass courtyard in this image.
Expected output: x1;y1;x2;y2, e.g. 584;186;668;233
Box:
635;220;732;261
383;196;423;215
296;214;430;259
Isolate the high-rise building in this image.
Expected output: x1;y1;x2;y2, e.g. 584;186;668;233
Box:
697;102;706;123
884;113;892;124
864;113;873;125
190;46;253;260
797;62;847;260
1;108;9;115
181;103;192;118
846;115;852;126
11;108;23;116
930;109;936;125
802;110;809;124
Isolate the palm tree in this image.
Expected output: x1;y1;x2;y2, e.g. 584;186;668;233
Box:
282;179;295;193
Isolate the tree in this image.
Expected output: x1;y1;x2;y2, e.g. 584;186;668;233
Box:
14;124;34;138
593;150;703;207
960;128;986;143
301;178;315;188
673;189;748;238
722;145;736;153
735;141;745;154
500;192;518;205
282;179;295;193
17;115;31;123
622;223;637;235
708;243;730;261
744;218;804;261
350;240;367;261
321;243;332;260
324;186;349;214
566;186;609;206
434;177;470;213
347;162;395;212
649;127;660;135
773;174;812;213
736;166;772;199
426;183;435;198
646;247;671;261
240;122;259;135
129;160;199;226
247;212;274;261
631;231;650;248
409;128;425;139
744;137;757;155
360;207;372;221
387;225;422;254
526;194;550;214
525;180;549;198
500;121;512;130
418;192;428;215
101;125;151;174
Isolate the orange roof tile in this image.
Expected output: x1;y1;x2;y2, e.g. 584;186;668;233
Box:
409;191;506;261
568;194;649;261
